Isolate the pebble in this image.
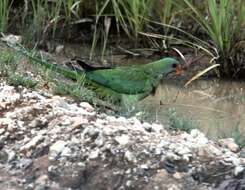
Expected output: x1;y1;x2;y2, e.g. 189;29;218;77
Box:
1;34;22;44
140;164;149;170
71;117;89;129
61;147;72;157
89;149;100;159
94;134;105;147
219;138;239;152
0;128;5;135
115;134;130;145
151;123;164;133
55;45;64;54
29;119;44;128
173;172;184;179
80;102;94;112
35;174;48;185
166;152;180;161
20;134;44;151
49;140;67;160
234;165;244;176
190;129;209;145
142;122;152;132
125;150;136;163
6;150;16;162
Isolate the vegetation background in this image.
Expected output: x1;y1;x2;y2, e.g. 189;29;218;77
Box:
0;0;244;78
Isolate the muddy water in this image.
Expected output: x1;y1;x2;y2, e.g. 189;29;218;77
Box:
139;79;245;138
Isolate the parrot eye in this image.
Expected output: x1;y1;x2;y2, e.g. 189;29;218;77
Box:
172;63;177;68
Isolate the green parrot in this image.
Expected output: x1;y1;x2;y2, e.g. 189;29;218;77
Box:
6;43;181;106
73;57;181;95
49;57;181;107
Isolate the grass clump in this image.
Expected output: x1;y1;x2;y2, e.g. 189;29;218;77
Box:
52;81;96;103
6;73;37;88
0;47;38;88
167;108;197;133
217;124;245;148
182;0;245;78
0;47;20;76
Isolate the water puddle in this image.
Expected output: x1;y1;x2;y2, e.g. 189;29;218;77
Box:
139;79;245;138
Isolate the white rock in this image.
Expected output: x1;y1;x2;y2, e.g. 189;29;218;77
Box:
61;147;72;157
95;134;105;147
115;134;130;145
224;156;240;166
190;129;209;145
117;117;128;124
21;135;44;151
140;164;149;169
126;180;132;187
55;45;64;54
176;146;191;155
0;85;21;106
49;140;67;159
0;118;13;126
166;152;180;161
154;144;162;153
83;126;100;137
89;149;100;159
173;172;184;179
234;165;244;176
80;102;94;112
131;117;142;127
0;128;5;135
157;140;170;148
29;119;42;128
62;118;72;126
71;137;80;144
219;138;239;152
182;154;191;162
35;174;48;185
6;150;16;162
151;123;164;133
71;117;89;129
125;151;136;163
167;184;181;190
1;34;22;44
190;129;201;137
106;115;117;122
142;122;152;131
77;107;95;116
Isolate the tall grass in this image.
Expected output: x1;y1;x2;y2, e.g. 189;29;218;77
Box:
90;0;118;59
182;0;245;77
22;0;83;44
90;0;152;59
3;0;244;80
145;0;181;50
21;0;63;44
119;0;152;39
0;0;13;32
156;0;175;34
62;0;82;23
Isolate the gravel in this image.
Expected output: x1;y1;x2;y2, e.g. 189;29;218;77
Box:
0;82;245;190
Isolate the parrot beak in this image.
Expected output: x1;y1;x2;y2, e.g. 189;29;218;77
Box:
175;64;182;75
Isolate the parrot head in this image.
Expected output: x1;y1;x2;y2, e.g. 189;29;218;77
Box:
160;57;182;76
